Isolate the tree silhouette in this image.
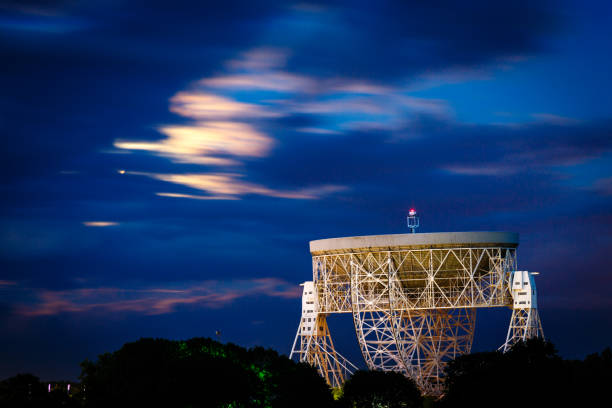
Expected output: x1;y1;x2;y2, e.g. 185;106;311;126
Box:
79;337;333;408
0;374;46;407
441;338;571;408
340;370;422;408
0;374;79;408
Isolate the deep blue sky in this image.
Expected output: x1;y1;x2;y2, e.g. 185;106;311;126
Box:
1;0;611;380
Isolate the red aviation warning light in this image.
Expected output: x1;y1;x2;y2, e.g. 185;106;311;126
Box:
407;208;419;233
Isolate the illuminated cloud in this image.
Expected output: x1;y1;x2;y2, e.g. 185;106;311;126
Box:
296;127;341;135
15;278;301;317
292;95;449;122
292;97;386;115
411;66;492;91
156;192;239;200
442;164;519;176
149;173;346;199
113;45;453;200
115;121;273;165
226;47;289;70
169;91;280;119
0;280;17;286
82;221;119;227
330;82;392;95
201;72;314;92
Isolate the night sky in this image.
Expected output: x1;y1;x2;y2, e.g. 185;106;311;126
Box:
1;0;611;381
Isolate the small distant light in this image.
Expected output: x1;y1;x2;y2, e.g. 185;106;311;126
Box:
530;272;540;275
409;208;417;216
118;170;126;174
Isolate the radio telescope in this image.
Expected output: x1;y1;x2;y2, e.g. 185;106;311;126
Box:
290;223;544;395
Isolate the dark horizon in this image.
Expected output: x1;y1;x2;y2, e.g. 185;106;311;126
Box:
1;0;611;381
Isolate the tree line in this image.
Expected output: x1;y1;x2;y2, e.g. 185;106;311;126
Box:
1;337;610;407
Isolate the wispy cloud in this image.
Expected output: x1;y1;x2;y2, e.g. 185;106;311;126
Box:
226;47;290;71
589;176;612;196
169;92;280;120
441;118;612;179
149;173;346;200
441;164;520;177
0;5;89;33
114;46;454;200
15;278;301;317
202;73;314;93
329;82;393;95
411;66;492;91
155;192;239;200
531;113;581;126
82;221;119;227
296;127;341;135
116;121;272;166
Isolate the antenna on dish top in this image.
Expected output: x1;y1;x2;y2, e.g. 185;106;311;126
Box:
407;208;419;233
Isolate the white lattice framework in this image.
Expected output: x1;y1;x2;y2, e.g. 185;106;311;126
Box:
290;232;544;396
290;282;358;387
501;270;545;351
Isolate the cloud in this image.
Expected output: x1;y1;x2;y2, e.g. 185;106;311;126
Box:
116;46;456;199
296;127;341;135
531;113;581;126
114;44;454;173
82;221;119;227
0;1;74;17
0;16;87;33
107;2;563;204
202;72;314;93
14;278;301;317
226;47;290;71
442;164;519;176
155;192;239;200
589;177;612;196
329;82;393;95
0;280;17;286
148;172;346;200
169;92;280;120
247;113;612;214
434;120;612;179
273;1;559;81
115;121;273;166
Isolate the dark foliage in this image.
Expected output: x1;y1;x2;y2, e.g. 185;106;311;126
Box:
3;338;610;408
567;346;612;407
79;337;334;408
0;374;79;408
440;338;612;408
340;370;422;408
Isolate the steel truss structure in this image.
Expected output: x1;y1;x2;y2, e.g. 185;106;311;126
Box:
501;270;545;352
290;232;544;396
290;282;358;387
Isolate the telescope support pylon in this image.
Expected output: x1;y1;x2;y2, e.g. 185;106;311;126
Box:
289;282;358;388
501;270;544;352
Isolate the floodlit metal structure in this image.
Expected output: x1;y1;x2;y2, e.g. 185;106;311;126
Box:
290;231;544;395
